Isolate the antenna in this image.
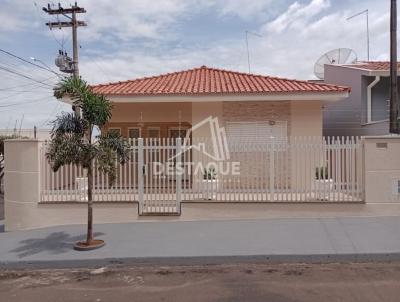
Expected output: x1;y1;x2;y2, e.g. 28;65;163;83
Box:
18;114;24;136
314;48;358;80
347;9;370;61
245;30;262;73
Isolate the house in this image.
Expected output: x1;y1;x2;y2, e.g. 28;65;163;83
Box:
323;62;400;136
90;66;350;141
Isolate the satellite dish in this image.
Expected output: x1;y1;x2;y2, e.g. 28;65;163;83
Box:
314;48;357;80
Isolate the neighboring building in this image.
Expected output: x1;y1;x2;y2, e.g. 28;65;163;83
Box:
0;128;51;140
323;62;400;136
90;66;349;141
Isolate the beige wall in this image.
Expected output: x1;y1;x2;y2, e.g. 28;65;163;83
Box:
110;102;192;123
364;137;400;204
290;100;323;137
108;100;324;138
106;102;192;138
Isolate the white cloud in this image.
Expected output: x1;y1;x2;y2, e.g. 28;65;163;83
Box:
263;0;330;33
76;0;195;42
212;0;273;20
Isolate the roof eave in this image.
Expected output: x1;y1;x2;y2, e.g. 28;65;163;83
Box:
95;91;350;103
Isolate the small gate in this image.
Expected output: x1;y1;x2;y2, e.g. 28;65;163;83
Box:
138;138;183;215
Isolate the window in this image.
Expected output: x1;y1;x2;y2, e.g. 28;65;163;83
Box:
108;128;121;136
168;127;187;139
226;121;287;144
148;127;160;138
128;127;141;139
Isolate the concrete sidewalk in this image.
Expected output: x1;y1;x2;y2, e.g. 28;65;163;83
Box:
1;216;400;268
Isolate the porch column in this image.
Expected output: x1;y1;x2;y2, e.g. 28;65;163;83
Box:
364;136;400;203
4;139;42;231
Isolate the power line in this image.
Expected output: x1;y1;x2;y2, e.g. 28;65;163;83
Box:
0;76;57;91
0;99;55;113
34;1;67;50
0;88;53;101
0;95;55;108
0;48;62;77
0;66;54;87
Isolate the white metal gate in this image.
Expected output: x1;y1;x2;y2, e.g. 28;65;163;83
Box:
139;138;182;215
40;137;365;213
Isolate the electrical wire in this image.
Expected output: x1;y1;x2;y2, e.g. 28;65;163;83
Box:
0;77;57;91
0;95;55;108
0;66;54;87
34;2;67;50
0;48;62;77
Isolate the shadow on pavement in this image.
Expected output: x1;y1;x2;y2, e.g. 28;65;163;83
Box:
9;231;105;258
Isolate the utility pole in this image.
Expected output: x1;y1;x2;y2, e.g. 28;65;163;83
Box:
43;2;87;115
390;0;399;134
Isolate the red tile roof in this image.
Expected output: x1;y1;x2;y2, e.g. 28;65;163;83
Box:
91;66;349;96
343;61;400;71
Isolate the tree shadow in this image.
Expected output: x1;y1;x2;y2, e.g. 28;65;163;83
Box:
9;231;105;258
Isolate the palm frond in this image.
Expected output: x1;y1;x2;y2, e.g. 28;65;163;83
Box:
46;133;85;172
50;112;87;138
96;132;130;185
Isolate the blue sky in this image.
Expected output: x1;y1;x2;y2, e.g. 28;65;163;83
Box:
0;0;395;128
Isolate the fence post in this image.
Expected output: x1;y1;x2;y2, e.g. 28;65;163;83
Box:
269;141;275;201
137;138;144;214
175;138;182;213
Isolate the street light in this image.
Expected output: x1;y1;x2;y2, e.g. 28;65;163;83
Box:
30;57;63;78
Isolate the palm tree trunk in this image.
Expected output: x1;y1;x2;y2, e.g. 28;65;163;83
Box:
86;164;93;244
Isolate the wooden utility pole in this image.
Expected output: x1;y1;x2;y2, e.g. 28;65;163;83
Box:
43;2;87;115
390;0;399;134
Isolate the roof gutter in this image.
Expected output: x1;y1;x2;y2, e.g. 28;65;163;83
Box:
367;76;381;124
60;91;350;104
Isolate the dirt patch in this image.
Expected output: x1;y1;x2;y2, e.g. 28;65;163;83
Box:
0;262;400;301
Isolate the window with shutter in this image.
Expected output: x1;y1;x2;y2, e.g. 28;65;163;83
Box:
226;121;287;144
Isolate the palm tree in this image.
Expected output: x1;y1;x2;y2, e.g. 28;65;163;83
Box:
47;77;129;250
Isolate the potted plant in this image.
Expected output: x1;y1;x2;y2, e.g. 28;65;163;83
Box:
314;166;334;198
202;167;218;200
47;76;129;251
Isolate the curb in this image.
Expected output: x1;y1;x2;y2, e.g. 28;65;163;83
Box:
1;253;400;269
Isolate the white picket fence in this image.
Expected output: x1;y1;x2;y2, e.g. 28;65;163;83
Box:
40;137;364;214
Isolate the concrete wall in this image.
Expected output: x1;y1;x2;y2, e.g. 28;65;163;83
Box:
4;139;140;231
364;137;400;204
